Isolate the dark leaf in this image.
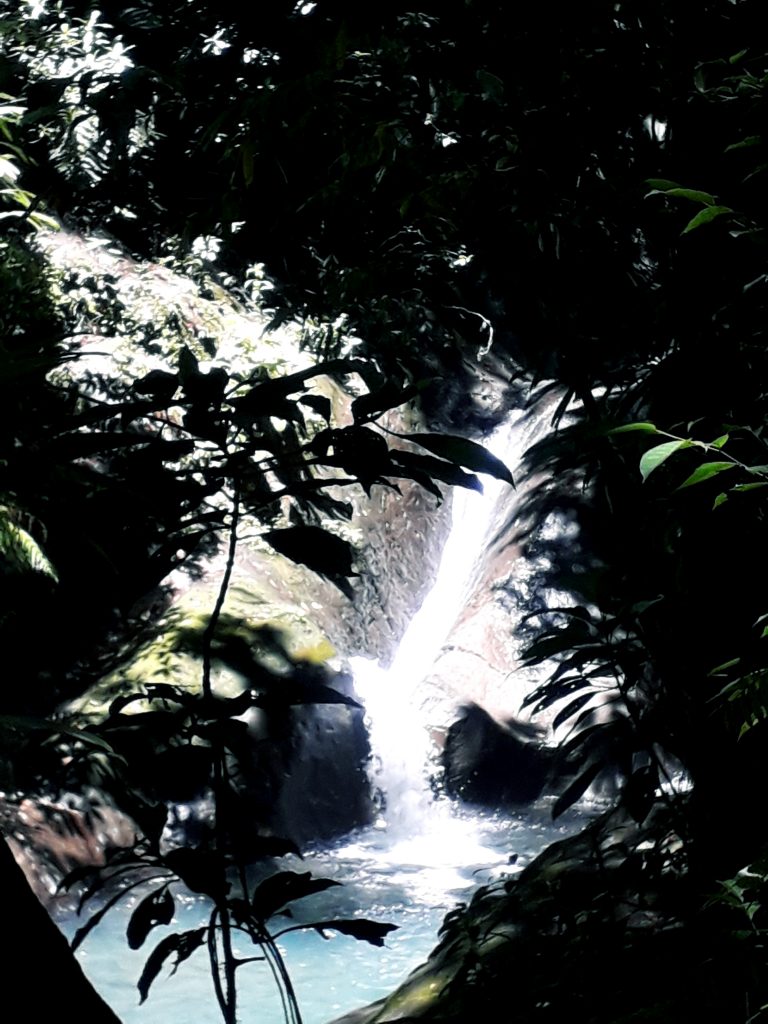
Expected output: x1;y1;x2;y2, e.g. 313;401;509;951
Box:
72;874;169;951
251;870;342;921
127;885;175;950
351;380;428;423
133;369;179;401
297;394;332;422
249;835;303;859
389;449;483;493
262;526;357;579
403;433;514;485
163;848;228;899
552;760;603;818
639;439;689;481
552;692;597;732
138;928;207;1004
311;918;398;947
178;346;199;382
254;681;361;710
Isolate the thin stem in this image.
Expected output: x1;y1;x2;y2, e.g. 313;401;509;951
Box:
207;907;228;1020
201;480;241;700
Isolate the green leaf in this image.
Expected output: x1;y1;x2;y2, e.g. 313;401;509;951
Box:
677;461;735;490
713;492;729;509
639;439;689;481
127;886;175;950
709;657;741;676
0;514;58;581
732;482;768;493
476;69;504;103
710;434;729;449
607;422;660;435
681;205;733;234
725;135;761;152
404;433;514;485
662;187;717;205
645;178;680;191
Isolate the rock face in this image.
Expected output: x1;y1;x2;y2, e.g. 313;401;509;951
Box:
1;797;135;901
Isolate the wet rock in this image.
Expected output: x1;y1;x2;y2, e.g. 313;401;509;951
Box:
442;703;554;807
1;796;135;901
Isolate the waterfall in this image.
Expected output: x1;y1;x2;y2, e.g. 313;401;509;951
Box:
352;410;545;836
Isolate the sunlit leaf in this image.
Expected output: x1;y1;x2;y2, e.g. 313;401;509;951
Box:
732;482;768;493
607;422;660;435
639;439;689;481
676;461;735;490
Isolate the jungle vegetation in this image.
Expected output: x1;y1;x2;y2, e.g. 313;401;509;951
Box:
3;1;768;1021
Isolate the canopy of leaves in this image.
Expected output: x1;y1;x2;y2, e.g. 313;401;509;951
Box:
5;3;768;1021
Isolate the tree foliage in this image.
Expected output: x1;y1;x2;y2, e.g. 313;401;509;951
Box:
5;1;768;1021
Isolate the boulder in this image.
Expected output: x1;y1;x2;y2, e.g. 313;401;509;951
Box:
443;702;554;807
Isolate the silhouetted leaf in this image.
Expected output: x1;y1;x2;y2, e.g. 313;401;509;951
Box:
389;449;483;493
552;692;596;732
177;345;199;381
163;848;227;898
405;433;514;485
253;680;361;709
351;380;428;423
251;870;342;921
297;394;332;421
138;928;207;1004
127;885;175;949
262;526;357;579
552;760;603;818
249;835;303;859
72;874;169;950
311;918;398;946
133;369;179;401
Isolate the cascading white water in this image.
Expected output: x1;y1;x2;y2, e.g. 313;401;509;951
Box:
351;410;544;837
